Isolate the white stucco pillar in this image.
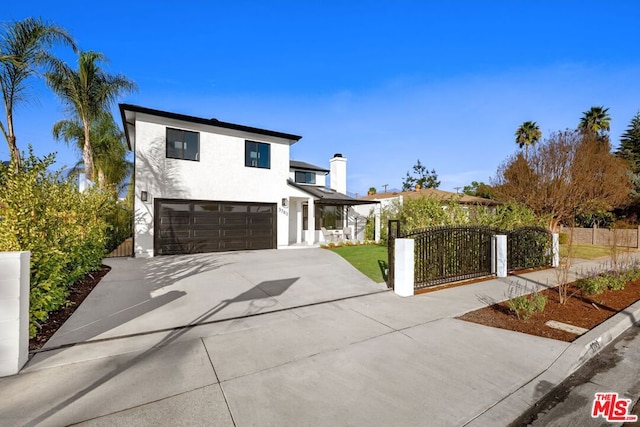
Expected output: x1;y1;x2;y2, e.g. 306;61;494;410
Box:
307;198;316;244
0;251;30;377
494;235;507;278
552;233;559;268
394;239;414;297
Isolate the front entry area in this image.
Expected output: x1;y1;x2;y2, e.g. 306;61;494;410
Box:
154;199;276;255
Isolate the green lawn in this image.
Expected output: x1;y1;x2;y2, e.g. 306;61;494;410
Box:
328;244;388;283
330;243;636;282
560;244;637;260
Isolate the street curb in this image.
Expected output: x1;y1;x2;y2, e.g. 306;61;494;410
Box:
466;298;640;426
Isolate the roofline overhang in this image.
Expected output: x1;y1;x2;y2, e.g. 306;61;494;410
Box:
287;180;380;205
119;104;303;151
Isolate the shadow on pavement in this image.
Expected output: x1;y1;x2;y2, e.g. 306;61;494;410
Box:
25;277;299;426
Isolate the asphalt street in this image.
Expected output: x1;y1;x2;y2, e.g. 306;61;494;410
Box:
513;324;640;427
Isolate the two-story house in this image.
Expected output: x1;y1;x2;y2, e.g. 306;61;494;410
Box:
120;104;372;257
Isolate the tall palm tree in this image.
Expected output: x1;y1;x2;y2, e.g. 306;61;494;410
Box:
579;106;611;138
46;50;136;181
0;17;76;170
515;121;542;159
53;111;131;191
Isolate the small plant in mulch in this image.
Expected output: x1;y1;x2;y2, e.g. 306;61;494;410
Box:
506;282;548;320
576;261;640;295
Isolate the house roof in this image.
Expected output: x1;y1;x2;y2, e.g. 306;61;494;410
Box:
288;180;377;205
290;160;330;173
119;104;303;150
359;187;501;206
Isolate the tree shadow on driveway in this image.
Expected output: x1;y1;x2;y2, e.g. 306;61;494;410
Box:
25;277;299;427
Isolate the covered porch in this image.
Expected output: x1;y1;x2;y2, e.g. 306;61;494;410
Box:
285;181;377;246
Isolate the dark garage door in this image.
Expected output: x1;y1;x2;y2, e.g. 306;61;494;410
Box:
155;199;276;255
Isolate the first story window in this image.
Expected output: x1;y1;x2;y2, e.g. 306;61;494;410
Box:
303;204;345;230
245;140;270;169
167;128;199;161
295;171;316;184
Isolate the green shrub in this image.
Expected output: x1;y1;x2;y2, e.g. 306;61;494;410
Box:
576;275;609;295
576;263;640;295
0;153;114;337
507;291;547;320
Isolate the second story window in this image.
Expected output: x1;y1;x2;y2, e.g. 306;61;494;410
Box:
245;140;270;169
167;128;199;161
295;171;316;184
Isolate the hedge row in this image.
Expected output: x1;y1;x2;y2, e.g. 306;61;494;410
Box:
0;154;115;337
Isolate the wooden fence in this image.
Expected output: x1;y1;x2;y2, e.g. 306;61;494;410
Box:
106;238;133;257
560;226;640;248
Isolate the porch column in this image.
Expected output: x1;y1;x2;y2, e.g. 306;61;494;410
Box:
307;198;316;244
296;200;303;244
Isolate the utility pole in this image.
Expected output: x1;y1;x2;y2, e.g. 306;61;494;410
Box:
454;186;462;193
382;184;389;193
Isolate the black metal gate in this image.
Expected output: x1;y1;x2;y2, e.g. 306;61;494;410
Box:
406;225;498;289
386;221;553;290
506;226;552;271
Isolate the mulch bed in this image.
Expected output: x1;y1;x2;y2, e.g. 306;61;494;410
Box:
458;279;640;342
29;265;111;351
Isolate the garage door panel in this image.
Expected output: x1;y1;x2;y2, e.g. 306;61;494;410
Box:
192;215;223;226
192;231;222;240
249;228;273;237
220;216;250;226
158;229;192;239
155;200;276;255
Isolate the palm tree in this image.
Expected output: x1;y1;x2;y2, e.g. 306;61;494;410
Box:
46;50;136;182
53;111;131;191
0;17;76;170
515;121;542;159
579;106;611;138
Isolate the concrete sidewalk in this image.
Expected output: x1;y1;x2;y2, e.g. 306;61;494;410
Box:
1;252;639;426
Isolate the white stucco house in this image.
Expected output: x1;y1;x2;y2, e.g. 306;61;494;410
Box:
120;104;374;257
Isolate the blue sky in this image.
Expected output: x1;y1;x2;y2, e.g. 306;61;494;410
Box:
3;1;640;195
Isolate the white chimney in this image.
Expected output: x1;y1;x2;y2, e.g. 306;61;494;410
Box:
329;153;347;194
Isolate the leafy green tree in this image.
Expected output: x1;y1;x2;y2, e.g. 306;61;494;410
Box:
614;112;640;220
53;111;131;191
515;121;541;159
0;17;76;169
47;50;136;182
402;159;440;190
616;112;640;173
579;106;611;140
462;181;496;199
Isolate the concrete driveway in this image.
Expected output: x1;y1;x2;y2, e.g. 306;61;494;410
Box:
5;254;640;426
43;248;388;348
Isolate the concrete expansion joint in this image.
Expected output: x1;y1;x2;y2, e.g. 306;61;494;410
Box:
202;338;237;427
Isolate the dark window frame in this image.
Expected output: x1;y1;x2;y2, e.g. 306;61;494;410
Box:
245;140;271;169
166;127;200;161
295;171;316;184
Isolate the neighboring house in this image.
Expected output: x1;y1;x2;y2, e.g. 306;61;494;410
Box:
120;104;372;257
357;187;500;210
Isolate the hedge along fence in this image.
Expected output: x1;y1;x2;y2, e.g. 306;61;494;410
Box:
0;154;115;338
367;198;548;244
